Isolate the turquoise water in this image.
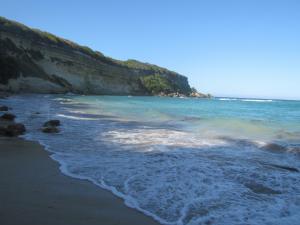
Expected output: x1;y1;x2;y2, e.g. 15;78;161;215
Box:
70;96;300;143
3;95;300;225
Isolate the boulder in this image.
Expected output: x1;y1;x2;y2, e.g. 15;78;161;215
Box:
43;120;60;127
42;126;59;133
0;92;10;99
6;123;26;136
0;113;16;121
0;126;7;136
262;143;286;153
189;91;207;98
270;164;299;172
0;105;9;111
0;123;26;137
41;119;61;133
244;182;281;195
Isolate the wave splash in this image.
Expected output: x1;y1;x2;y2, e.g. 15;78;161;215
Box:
219;98;273;102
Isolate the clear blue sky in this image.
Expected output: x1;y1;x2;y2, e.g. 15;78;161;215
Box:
1;0;300;99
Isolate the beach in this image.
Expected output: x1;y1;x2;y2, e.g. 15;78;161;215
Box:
1;4;299;224
1;94;299;225
0;136;160;225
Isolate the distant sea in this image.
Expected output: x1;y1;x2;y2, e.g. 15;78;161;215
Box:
3;94;300;225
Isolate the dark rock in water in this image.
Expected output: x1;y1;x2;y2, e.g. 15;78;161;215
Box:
6;123;26;136
0;113;16;121
42;120;60;133
0;92;10;99
262;143;286;153
244;182;281;195
0;123;26;136
43;120;60;127
270;164;299;172
0;126;7;136
42;126;59;133
0;105;8;111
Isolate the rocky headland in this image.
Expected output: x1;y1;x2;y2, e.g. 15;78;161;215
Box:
0;16;209;98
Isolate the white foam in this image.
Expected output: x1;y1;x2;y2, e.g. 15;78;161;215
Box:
100;129;228;149
242;99;273;102
218;98;273;102
56;113;100;120
219;98;238;101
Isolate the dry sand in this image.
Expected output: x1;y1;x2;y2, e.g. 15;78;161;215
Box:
0;136;160;225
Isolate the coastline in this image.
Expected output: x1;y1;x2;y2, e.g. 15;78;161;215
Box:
0;136;160;225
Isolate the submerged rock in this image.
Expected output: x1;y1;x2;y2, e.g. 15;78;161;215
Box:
0;105;8;111
0;113;16;121
43;120;60;127
42;119;61;133
42;126;59;133
262;143;286;153
0;123;26;136
270;164;299;172
244;182;281;195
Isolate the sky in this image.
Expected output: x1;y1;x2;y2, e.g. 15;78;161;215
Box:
1;0;300;100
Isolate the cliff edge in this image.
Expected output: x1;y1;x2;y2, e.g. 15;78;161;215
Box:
0;17;205;96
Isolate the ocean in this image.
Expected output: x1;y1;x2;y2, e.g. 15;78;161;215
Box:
2;94;300;225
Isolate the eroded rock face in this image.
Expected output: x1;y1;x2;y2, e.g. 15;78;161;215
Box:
0;113;16;121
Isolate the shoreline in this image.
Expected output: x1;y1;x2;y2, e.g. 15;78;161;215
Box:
0;136;160;225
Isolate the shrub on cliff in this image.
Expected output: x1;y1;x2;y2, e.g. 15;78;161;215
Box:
140;74;173;94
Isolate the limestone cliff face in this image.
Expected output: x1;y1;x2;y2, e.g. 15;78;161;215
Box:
0;17;191;95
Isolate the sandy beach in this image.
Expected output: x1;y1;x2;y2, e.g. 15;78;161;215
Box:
0;136;160;225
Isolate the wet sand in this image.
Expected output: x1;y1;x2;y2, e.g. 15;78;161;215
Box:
0;136;160;225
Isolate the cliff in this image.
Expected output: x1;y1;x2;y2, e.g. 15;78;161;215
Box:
0;16;193;95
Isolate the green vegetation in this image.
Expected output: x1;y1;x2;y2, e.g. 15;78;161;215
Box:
191;87;198;93
0;16;181;75
121;59;171;74
0;16;103;59
35;30;60;43
140;74;173;94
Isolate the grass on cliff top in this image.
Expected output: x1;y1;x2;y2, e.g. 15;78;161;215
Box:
0;16;178;75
